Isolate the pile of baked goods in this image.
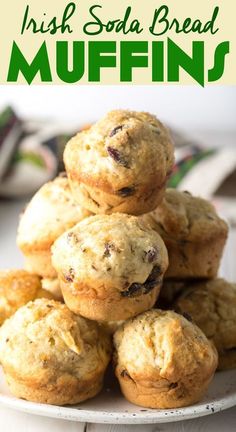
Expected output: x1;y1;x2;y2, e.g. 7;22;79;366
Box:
0;110;235;410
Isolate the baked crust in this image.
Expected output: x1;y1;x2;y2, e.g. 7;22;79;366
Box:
65;176;167;216
41;278;63;301
142;189;228;278
0;299;112;405
157;280;188;309
175;278;236;370
0;269;53;325
114;309;218;409
23;250;58;279
61;281;161;321
98;320;125;335
17;176;91;277
4;373;103;405
51;213;168;321
64;110;174;215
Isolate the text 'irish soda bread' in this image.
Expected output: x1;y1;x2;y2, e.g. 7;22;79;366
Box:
142;189;228;278
0;299;112;405
0;269;53;325
51;214;169;321
114;309;218;409
17;176;91;278
64;110;174;215
175;278;236;370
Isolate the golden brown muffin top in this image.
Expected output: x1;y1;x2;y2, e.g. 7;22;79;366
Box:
114;309;218;383
143;189;228;242
64;110;174;190
0;299;111;383
0;269;53;325
17;176;91;251
175;278;236;354
51;213;168;296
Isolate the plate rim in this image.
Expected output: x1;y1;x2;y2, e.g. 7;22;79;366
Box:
0;378;236;424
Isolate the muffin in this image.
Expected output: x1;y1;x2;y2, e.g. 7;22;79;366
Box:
142;189;228;278
99;320;125;335
114;309;218;409
157;280;188;309
41;278;63;301
175;278;236;370
0;299;112;405
51;213;169;321
64;110;174;215
17;176;91;277
0;269;53;325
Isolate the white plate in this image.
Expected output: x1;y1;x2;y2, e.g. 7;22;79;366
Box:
0;367;236;424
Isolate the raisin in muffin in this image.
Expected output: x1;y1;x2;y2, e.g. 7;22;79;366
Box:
0;270;53;325
17;176;91;278
114;309;218;409
142;189;228;278
64;110;174;215
0;299;111;405
51;214;168;321
175;278;236;370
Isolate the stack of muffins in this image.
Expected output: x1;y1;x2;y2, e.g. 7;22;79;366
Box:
0;110;235;410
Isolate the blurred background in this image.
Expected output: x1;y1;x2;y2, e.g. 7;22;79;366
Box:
1;85;236;137
0;85;236;277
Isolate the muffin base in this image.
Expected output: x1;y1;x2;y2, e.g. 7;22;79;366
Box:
61;282;161;321
4;372;104;406
68;175;166;216
116;372;214;409
218;350;236;370
165;235;227;279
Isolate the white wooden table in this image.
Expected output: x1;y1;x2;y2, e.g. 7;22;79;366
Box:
0;198;236;432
